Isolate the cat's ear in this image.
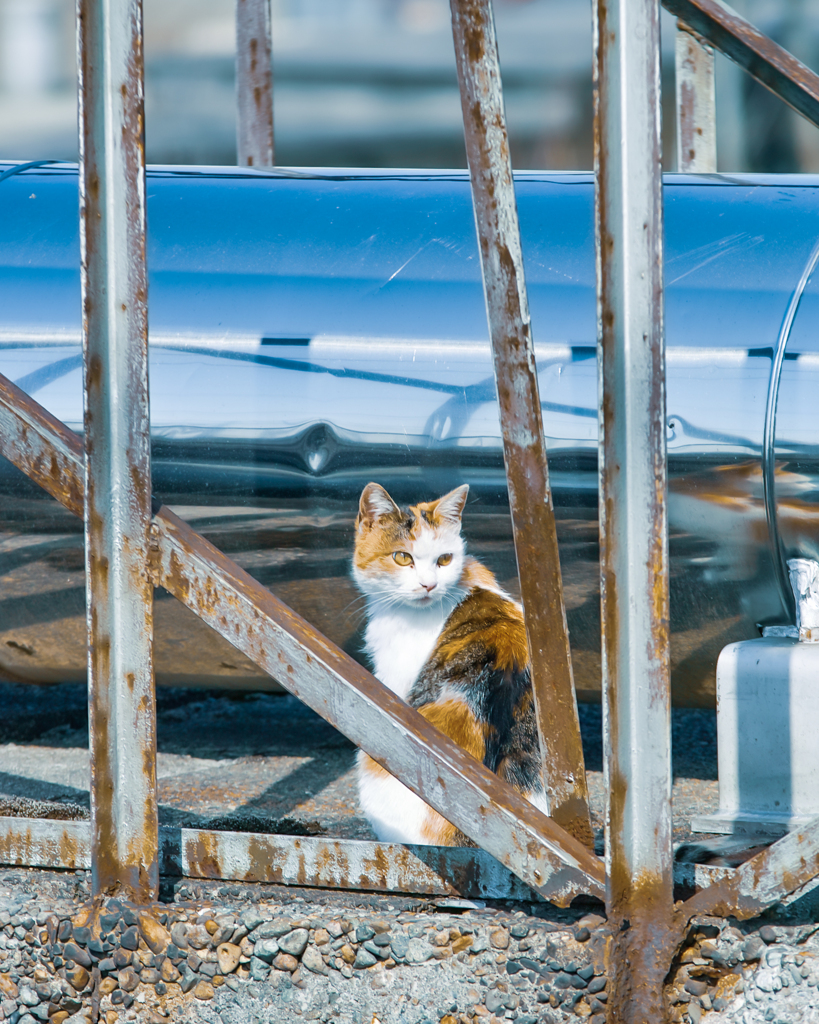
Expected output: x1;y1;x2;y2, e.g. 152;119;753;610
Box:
433;484;469;524
357;483;400;529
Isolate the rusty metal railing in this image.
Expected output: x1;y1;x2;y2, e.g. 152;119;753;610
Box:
236;0;274;167
3;1;819;1022
668;0;819;172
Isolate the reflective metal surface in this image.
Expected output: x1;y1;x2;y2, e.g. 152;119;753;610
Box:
1;163;819;705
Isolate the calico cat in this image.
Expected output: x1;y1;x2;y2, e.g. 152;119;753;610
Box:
352;481;548;846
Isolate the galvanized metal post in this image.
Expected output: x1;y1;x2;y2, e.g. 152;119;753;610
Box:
675;21;717;172
77;0;158;901
449;0;593;848
236;0;274;167
594;0;674;1018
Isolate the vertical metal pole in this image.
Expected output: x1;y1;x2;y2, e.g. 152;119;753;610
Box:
450;0;593;848
675;21;717;172
236;0;274;167
594;0;674;1018
77;0;158;902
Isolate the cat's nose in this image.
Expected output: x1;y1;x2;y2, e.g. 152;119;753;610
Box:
421;581;437;593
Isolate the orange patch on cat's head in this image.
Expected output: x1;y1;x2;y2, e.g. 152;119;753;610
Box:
353;482;468;575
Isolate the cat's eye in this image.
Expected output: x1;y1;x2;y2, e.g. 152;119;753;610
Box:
393;551;413;566
437;553;453;567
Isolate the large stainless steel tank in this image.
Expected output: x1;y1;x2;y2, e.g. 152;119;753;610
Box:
1;163;818;706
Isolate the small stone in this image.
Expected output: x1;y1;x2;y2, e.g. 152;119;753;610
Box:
431;931;450;948
688;1003;702;1024
138;915;169;955
99;912;119;934
0;976;18;999
62;943;91;968
99;978;117;996
588;977;606;994
684;979;707;997
141;969;160;985
272;953;298;973
452;935;472;954
50;1014;70;1024
113;948;131;970
490;929;509;950
120;927;139;952
160;959;179;984
98;958;115;973
372;932;391;948
340;944;356;964
759;926;777;945
19;988;39;1007
390;934;409;959
217;943;241;975
66;967;90;993
179;969;198;994
248;957;269;982
574;927;591;943
240;911;264;933
578;965;595;982
169;923;188;949
204;920;218;936
71;927;91;946
187;952;203;973
252;938;279;964
57;922;72;943
193;981;214;1000
743;937;764;962
405;939;433;964
356;925;375;943
314;929;330;946
353;949;377;970
755;970;775;993
510;925;529;939
118;968;139;993
278;929;309;958
185;925;210;951
302;947;328;975
485;990;505;1014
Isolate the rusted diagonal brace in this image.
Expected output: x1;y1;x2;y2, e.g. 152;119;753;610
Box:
663;0;819;129
0;372;605;905
450;0;593;849
681;815;819;923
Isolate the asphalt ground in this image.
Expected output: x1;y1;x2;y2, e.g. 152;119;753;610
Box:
0;681;718;848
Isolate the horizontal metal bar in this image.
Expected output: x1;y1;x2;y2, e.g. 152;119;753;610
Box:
682;815;819;920
150;507;605;905
0;817;542;899
0;372;605;904
663;0;819;129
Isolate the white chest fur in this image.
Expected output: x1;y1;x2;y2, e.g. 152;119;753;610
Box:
363;604;452;700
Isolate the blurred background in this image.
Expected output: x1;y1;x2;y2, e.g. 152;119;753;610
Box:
0;0;817;172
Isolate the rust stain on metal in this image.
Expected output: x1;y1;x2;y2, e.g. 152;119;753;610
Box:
236;0;274;166
449;0;592;848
